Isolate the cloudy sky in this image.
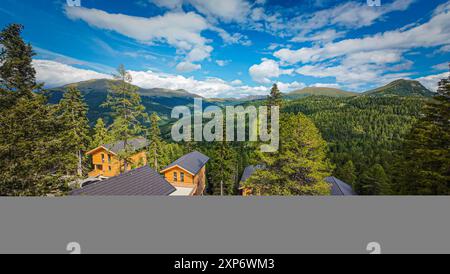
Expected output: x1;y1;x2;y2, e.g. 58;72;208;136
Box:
0;0;449;98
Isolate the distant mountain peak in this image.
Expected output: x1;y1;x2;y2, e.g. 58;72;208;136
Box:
286;86;358;99
363;79;434;97
57;78;202;98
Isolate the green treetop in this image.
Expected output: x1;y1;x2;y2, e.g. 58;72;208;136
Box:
91;118;111;149
268;83;283;108
244;113;332;196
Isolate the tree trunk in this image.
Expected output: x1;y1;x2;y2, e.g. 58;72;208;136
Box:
123;139;128;173
77;150;83;177
154;147;158;171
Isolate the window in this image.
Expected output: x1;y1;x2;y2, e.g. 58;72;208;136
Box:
180;172;185;183
173;172;178;182
108;166;112;172
101;154;105;163
96;165;103;171
108;155;112;163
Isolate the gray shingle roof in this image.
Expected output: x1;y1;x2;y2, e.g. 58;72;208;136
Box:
162;151;209;175
240;165;259;183
325;176;356;196
103;137;148;154
70;166;176;196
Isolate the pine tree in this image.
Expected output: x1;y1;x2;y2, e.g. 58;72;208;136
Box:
396;75;450;195
0;24;67;196
0;24;38;99
208;140;237;195
268;83;283;108
355;164;391;195
335;160;357;186
148;112;162;171
58;86;91;177
159;143;185;169
244;113;332;196
91;118;111;148
102;64;148;173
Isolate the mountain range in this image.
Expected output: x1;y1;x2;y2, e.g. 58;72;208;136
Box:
47;78;435;125
362;79;435;97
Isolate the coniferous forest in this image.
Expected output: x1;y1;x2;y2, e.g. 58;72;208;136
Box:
0;24;449;196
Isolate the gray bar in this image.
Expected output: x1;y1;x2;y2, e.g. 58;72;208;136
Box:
0;197;449;254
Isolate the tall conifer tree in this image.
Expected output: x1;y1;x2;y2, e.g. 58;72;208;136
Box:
244;113;332;196
91;118;111;149
102;65;148;173
148;112;162;171
397;71;450;195
58;86;91;177
0;24;67;196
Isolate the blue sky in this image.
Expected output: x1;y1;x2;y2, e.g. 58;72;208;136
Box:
0;0;449;98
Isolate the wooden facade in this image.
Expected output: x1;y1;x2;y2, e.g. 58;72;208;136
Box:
161;165;206;196
87;147;147;178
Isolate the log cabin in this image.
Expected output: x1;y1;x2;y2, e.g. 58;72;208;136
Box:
86;138;148;178
160;151;209;196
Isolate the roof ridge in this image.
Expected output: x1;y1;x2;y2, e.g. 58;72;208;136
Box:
331;176;345;195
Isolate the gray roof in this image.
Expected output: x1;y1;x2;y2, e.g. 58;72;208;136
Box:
325;176;356;196
162;151;209;175
240;165;259;183
70;166;176;196
239;165;264;189
103;137;148;154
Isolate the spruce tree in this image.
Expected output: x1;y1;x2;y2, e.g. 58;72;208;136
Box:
355;164;391;195
148;112;162;171
0;24;67;196
244;113;332;196
335;160;357;186
91;118;111;148
58;86;91;177
208;140;237;195
159;143;184;168
268;83;283;108
102;65;148;173
397;75;450;195
0;24;38;99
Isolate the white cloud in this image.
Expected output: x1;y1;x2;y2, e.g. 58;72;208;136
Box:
271;2;450;89
216;60;231;67
250;0;415;43
276;81;306;92
432;62;450;71
151;0;183;9
310;83;341;89
249;59;293;84
65;6;246;68
34;59;273;98
151;0;251;22
176;62;201;72
130;69;269;98
275;3;450;64
231;79;243;85
33;60;112;88
291;29;345;43
34;47;115;73
439;44;450;52
416;72;448;92
186;45;213;62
